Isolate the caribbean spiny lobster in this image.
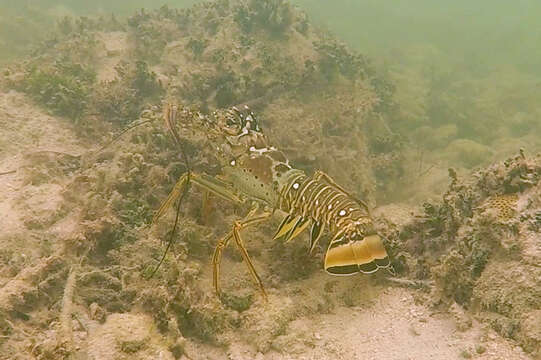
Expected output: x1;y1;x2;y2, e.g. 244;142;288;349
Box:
153;103;392;299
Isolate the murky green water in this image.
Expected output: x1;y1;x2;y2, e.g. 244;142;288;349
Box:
3;1;540;72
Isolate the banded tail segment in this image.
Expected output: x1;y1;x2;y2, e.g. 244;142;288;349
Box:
277;170;392;276
324;234;390;275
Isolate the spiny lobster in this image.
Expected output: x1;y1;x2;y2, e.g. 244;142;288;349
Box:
153;103;392;299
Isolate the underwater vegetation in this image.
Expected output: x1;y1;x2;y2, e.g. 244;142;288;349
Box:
234;0;294;35
18;61;96;120
381;151;541;354
4;17;162;126
92;60;164;125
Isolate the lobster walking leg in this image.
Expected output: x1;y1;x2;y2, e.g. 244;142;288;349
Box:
153;172;245;224
153;173;190;224
200;190;214;225
151;171;247;279
212;206;272;299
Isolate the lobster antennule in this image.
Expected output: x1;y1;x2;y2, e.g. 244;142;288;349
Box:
324;233;390;275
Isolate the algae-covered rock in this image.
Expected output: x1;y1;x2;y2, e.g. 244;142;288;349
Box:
444;138;493;169
520;310;541;358
382;152;541;355
241;294;298;353
413;124;458;150
473;261;541;335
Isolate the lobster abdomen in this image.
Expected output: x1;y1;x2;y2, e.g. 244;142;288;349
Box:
276;172;391;275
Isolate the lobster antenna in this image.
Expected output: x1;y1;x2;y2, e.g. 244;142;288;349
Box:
148;181;189;278
148;104;192;277
165;104;192;173
97;118;155;153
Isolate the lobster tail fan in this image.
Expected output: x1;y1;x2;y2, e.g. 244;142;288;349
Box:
324;234;390;275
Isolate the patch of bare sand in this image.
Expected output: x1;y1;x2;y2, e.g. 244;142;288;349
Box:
0;90;84;155
0;90;86;289
291;288;531;360
87;313;175;360
182;286;531;360
0;90;84;233
95;31;130;82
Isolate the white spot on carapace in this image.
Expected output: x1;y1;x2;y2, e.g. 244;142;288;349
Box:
328;204;333;210
339;210;347;216
315;200;319;205
249;146;256;151
293;183;300;190
230;160;236;166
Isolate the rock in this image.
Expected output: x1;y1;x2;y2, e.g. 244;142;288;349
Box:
86;313;174;360
475;344;486;354
449;302;472;332
519;310;541;358
89;302;106;323
444;138;493;168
